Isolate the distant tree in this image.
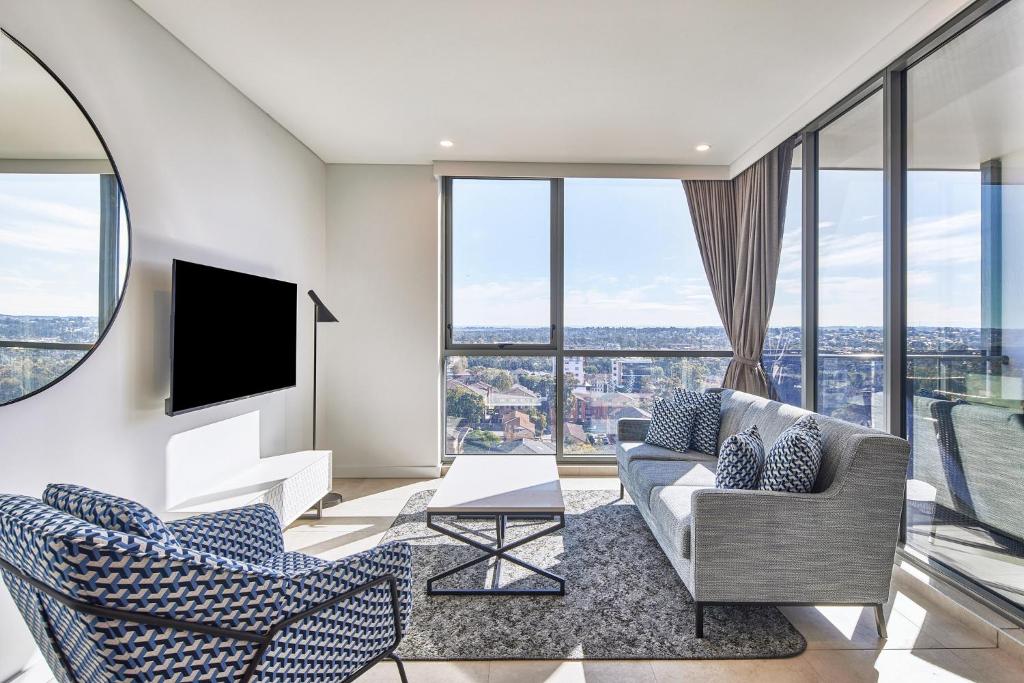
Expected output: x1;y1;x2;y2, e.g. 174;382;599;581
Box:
520;373;554;397
446;385;485;423
526;408;548;435
466;428;500;447
475;368;513;391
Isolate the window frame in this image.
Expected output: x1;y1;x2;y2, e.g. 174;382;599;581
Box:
794;0;1023;626
442;176;560;352
441;175;734;463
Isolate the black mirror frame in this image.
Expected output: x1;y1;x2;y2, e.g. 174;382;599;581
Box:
0;27;133;408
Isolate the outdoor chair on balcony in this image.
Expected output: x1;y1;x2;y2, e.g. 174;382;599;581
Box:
0;484;413;683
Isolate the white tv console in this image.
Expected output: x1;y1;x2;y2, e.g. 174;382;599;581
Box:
165;411;331;526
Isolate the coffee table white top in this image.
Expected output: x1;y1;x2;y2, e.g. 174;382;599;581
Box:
428;455;564;514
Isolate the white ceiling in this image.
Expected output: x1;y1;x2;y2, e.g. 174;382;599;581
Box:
132;0;968;170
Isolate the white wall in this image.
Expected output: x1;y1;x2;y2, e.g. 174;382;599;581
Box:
0;1;326;678
323;165;440;477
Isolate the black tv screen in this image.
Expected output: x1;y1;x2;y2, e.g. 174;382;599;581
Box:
167;260;297;415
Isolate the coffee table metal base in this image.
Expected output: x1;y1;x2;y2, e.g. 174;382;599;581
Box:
425;511;566;596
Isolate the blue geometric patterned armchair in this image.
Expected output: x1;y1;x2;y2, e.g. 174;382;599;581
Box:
0;484;413;682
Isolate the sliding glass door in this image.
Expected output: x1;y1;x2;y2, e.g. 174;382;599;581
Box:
903;0;1024;612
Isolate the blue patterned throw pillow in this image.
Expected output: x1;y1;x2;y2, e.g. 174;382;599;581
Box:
760;415;824;493
645;399;698;452
673;388;722;455
43;483;179;546
715;425;765;489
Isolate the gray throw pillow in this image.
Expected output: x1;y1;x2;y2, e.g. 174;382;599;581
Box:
715;425;765;489
645;399;698;452
760;415;824;493
673;388;722;455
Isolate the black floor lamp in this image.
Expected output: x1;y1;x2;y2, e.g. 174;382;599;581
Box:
309;290;343;510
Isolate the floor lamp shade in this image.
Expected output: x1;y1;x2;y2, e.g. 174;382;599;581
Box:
309;289;339;322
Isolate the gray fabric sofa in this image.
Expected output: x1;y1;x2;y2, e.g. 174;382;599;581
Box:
617;389;910;638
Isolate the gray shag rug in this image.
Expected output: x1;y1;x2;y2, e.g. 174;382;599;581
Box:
380;489;806;660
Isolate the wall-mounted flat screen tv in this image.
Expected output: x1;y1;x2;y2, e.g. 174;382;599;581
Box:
166;259;297;416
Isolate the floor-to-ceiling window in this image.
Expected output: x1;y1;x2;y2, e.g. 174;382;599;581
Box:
444;177;731;458
816;91;886;428
561;178;730;454
903;0;1024;612
445;179;556;454
764;150;803;406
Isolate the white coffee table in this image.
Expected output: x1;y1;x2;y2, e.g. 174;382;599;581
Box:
426;455;565;596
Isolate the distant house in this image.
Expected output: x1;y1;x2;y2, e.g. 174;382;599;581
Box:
486;384;542;410
567;388;650;442
564;421;589;445
502;410;536;440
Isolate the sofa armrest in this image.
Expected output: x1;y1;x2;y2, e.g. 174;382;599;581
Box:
617;418;651;442
689;486;897;604
167;504;284;565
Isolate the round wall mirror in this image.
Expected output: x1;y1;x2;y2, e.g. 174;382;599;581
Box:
0;30;131;406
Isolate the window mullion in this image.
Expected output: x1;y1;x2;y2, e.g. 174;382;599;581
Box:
552;178;565;459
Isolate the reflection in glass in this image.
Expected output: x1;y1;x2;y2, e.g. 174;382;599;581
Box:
445;356;555;455
0;32;129;404
450;179;551;345
903;0;1024;612
816;90;885;428
562;355;729;455
764;156;803;406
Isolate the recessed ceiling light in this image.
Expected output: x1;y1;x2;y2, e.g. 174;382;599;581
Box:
695;144;711;152
439;139;454;148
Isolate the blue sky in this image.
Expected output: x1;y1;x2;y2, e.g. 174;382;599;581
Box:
452;172;983;330
0;174;102;317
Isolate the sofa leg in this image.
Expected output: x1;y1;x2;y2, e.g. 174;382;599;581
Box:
388;652;408;683
695;602;704;638
618;482;624;500
873;604;888;639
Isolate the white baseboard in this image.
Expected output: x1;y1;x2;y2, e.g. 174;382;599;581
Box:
331;464;441;479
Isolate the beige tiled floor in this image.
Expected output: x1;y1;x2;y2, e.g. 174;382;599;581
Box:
286;477;1024;682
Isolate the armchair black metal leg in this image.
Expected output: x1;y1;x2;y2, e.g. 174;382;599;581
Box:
873;604;888;639
619;482;625;500
388;653;409;683
695;602;704;638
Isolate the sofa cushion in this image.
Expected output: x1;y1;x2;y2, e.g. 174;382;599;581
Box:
715;425;765;489
645;399;697;452
674;389;722;455
760;415;824;493
43;483;179;547
627;458;716;510
617;441;696;470
649;485;703;560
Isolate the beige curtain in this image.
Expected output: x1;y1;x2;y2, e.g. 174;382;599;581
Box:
683;140;795;398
